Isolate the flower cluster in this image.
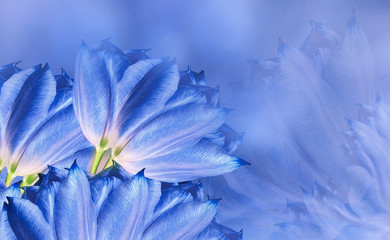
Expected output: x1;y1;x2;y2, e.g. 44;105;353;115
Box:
1;162;242;239
0;41;245;239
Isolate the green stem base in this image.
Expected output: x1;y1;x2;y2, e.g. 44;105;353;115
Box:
90;148;106;174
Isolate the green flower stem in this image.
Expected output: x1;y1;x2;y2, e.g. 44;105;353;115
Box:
103;154;114;170
21;173;39;187
90;148;106;174
5;172;13;187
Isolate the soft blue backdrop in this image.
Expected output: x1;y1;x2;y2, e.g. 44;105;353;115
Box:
1;0;390;94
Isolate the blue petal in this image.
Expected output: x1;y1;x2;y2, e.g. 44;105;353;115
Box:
2;64;57;168
204;132;225;148
179;67;205;86
115;58;164;113
54;69;73;90
38;165;67;189
51;147;95;172
0;208;17;240
143;200;218;240
192;85;219;106
90;176;122;215
22;186;40;203
170;180;205;201
73;42;110;147
300;21;340;56
6;197;54;240
35;182;61;237
92;40;130;85
15;105;91;176
0;175;5;189
144;179;161;224
119;104;229;161
0;66;37;143
54;162;96;240
0;61;22;81
152;189;192;222
113;59;180;152
196;221;243;240
120;139;247;182
323;13;375;114
124;49;150;63
92;41;130;120
96;171;149;240
164;86;207;110
48;87;72;114
220;124;244;154
0;182;22;210
92;160;133;182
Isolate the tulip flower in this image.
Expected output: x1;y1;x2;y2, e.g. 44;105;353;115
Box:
73;41;247;181
0;63;92;186
1;162;242;240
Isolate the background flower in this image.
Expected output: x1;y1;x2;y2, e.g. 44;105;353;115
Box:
209;12;390;239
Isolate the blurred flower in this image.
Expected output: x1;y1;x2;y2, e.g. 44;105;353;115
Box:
1;162;242;240
209;12;390;239
73;40;246;181
0;62;91;186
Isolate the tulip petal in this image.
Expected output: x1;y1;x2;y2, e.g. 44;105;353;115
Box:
97;171;148;240
0;208;17;240
51;147;95;172
120;104;229;161
196;221;243;240
323;12;375;113
164;86;206;110
36;182;61;237
15;105;90;176
300;21;340;56
114;60;180;151
48;87;72;114
153;189;192;222
204;132;225;148
0;66;37;142
121;139;246;182
39;166;67;190
54;163;96;240
23;186;40;204
220;124;244;154
93;40;130;85
179;67;205;86
2;65;57;166
90;176;122;215
0;182;22;210
115;58;164;113
144;179;161;224
0;61;22;81
93;161;133;181
143;200;218;240
192;85;219;106
124;49;150;63
73;43;110;147
6;197;54;240
54;70;73;90
92;41;131;120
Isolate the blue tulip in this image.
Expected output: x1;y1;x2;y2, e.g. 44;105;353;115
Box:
1;162;241;240
73;40;247;180
0;63;92;186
